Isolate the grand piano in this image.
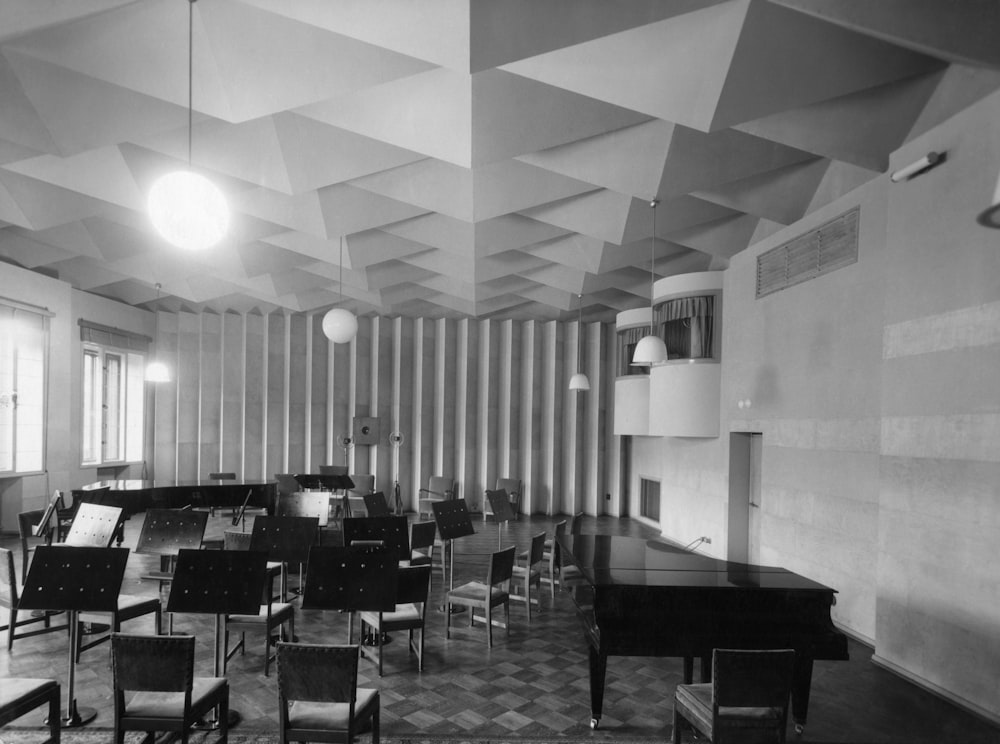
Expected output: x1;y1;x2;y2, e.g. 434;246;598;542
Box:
558;534;848;731
71;478;276;516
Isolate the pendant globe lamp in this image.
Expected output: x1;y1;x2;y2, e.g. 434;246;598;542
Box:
322;236;358;344
631;199;668;366
148;0;229;251
145;284;171;383
568;293;591;391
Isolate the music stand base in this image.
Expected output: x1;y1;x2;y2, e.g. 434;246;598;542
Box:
437;604;466;614
193;709;241;730
362;631;392;646
50;706;97;728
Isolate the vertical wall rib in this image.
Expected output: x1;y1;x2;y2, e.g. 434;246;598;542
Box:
150;311;611;516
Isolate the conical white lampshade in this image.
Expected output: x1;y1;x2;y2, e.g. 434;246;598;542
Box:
569;372;591;391
322;308;358;343
631;334;668;366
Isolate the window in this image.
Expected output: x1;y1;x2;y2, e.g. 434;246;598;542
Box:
0;300;49;474
655;295;716;360
617;326;650;377
80;322;147;467
640;477;660;521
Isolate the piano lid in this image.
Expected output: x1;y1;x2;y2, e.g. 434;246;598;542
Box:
562;534;836;592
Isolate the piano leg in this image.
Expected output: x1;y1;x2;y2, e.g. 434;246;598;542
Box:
588;646;607;729
682;656;694;683
790;653;814;733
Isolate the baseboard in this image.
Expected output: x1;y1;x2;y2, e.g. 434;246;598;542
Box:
834;620;875;649
871;653;1000;728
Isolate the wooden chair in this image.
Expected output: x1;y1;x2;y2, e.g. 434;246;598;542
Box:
446;545;516;648
276;642;380;744
76;592;162;663
359;565;431;676
557;512;588;592
17;508;53;584
346;474;375;518
673;648;797;744
483;477;522;521
405;521;443;588
0;548;68;651
225;562;295;676
417;476;454;520
510;531;546;621
0;678;60;744
112;633;229;744
538;520;567;599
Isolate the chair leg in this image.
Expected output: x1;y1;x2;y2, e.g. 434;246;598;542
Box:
219;691;229;744
672;706;682;744
47;684;60;743
371;697;380;744
486;603;492;648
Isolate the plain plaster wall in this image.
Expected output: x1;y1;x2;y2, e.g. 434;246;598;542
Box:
629;90;1000;721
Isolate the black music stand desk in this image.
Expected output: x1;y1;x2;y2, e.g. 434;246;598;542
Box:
432;499;476;611
485;489;517;550
301;545;398;641
249;516;319;601
19;546;129;727
166;548;268;728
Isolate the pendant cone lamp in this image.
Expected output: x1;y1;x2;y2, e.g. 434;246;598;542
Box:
145;284;170;383
569;293;590;391
148;0;229;251
631;199;668;366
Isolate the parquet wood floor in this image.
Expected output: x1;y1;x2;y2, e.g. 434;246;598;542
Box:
2;512;997;743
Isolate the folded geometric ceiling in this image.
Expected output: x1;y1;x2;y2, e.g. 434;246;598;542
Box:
1;0;998;320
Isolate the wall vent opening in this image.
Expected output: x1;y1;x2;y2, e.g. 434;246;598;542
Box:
756;206;859;298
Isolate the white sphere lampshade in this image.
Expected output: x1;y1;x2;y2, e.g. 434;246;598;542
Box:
148;170;229;250
322;308;358;343
631;334;668;366
568;372;591;391
145;360;171;383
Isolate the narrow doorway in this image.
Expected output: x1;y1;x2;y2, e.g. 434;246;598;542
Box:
619;435;631;517
727;432;762;564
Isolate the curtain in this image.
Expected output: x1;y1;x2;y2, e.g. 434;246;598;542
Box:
654;295;714;359
616;326;649;376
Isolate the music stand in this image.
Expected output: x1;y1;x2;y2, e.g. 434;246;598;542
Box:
249;516;319;600
134;509;208;633
19;546;129;727
166;548;267;728
361;491;392;518
342;516;409;558
61;502;124;547
485;489;516;550
301;545;398;641
293;473;354;491
432;499;476;612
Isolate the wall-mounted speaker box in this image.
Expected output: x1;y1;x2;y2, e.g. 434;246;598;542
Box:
354;416;380;446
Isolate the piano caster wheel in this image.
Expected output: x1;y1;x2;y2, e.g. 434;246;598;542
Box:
590;718;599;729
794;723;804;735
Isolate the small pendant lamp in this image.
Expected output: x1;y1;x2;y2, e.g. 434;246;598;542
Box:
631;199;668;366
322;236;358;343
568;293;590;391
145;283;170;382
148;0;229;251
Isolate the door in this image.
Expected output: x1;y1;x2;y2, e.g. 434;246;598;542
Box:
618;436;631;517
727;432;762;563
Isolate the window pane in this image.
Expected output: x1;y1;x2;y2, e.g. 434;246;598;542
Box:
82;349;100;465
14;310;45;472
0;306;13;471
104;353;122;462
125;352;144;462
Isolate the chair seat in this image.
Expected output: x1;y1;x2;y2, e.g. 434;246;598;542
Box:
229;602;293;624
448;580;506;603
287;687;379;730
79;594;160;626
0;677;58;714
125;677;227;718
511;565;541;580
359;603;420;627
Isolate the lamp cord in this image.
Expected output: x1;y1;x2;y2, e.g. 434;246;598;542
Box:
649;199;658;334
187;0;194;166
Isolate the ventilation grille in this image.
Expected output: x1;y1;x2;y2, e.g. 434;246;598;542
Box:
756;206;859;298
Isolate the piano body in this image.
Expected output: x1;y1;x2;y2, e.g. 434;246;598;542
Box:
71;478;276;517
558;534;848;731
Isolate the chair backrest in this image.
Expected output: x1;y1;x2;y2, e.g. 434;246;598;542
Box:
526;531;546;567
712;648;796;709
427;476;454;498
274;473;302;498
112;633;195;693
319;464;348;476
487;545;517;586
0;548;18;608
224;530;253;551
409;521;436;552
552;519;567;566
276;642;359;703
569;511;585;535
64;502;123;547
396;565;431;606
208;471;236;480
18;509;47;542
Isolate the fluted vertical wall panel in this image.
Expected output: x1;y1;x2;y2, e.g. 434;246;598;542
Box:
221;313;244;476
152;311;615;516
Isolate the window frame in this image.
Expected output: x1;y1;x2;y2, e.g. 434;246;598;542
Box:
80;341;146;468
0;300;50;476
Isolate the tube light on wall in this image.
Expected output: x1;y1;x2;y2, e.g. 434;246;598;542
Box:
890;151;944;183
